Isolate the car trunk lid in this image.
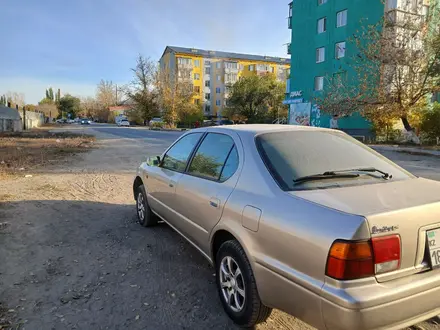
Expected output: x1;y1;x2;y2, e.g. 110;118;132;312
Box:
292;178;440;282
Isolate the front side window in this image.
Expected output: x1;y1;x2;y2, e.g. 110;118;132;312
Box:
256;131;413;191
335;41;346;59
162;133;203;172
188;133;236;180
316;47;325;63
337;10;347;27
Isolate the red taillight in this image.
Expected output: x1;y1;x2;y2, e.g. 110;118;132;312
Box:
372;235;401;274
326;235;401;280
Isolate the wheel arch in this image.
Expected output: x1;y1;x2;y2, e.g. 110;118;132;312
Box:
133;176;144;200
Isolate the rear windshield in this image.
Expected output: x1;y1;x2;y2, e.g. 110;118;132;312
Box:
256;130;413;191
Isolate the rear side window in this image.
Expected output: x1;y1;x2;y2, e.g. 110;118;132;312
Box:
220;146;238;181
162;133;203;172
188;133;237;180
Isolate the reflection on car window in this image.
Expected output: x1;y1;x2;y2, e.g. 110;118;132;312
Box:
257;130;413;190
220;146;238;181
162;133;203;172
188;133;234;180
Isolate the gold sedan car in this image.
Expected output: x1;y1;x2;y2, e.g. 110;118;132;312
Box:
133;125;440;329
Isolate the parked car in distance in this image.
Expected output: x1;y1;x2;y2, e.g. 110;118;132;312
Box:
56;118;67;124
80;118;90;125
117;119;130;127
133;124;440;329
149;117;164;127
67;119;75;124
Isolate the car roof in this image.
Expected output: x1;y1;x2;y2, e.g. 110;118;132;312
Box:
192;124;331;136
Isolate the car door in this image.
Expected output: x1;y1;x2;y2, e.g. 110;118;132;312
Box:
146;132;204;223
172;132;241;253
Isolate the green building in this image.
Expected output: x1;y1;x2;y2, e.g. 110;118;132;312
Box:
285;0;386;138
285;0;437;138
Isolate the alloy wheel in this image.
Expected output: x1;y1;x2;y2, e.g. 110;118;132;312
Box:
219;256;246;312
137;192;145;221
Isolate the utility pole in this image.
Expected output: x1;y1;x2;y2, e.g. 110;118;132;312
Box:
22;105;26;130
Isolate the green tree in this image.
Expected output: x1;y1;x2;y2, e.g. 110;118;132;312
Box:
0;95;5;106
224;74;287;123
45;89;50;99
55;89;61;104
58;94;81;118
48;87;54;101
420;102;440;141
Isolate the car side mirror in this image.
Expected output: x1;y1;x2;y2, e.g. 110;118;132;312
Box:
147;156;161;166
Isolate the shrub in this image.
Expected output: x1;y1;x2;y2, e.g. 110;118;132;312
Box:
420;103;440;143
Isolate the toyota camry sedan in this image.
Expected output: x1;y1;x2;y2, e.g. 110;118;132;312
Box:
132;125;440;329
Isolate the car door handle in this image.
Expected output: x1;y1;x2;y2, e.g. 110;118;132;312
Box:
210;198;220;208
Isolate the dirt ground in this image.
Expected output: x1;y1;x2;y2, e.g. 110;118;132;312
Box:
0;126;439;330
0;128;95;178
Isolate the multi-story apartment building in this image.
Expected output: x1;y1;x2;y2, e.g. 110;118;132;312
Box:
159;46;290;118
285;0;436;137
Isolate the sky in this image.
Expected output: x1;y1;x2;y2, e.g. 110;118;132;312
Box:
0;0;291;104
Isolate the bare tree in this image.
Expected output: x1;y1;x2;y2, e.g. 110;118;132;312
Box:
5;91;26;108
96;80;121;109
125;55;158;125
315;1;440;141
155;66;195;127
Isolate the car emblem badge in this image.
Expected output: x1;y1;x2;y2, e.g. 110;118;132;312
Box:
371;225;399;235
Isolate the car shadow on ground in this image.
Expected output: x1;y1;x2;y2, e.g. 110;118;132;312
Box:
0;200;240;330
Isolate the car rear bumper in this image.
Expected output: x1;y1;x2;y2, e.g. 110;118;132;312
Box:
321;270;440;330
255;261;440;330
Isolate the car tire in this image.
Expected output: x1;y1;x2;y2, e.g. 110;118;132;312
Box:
136;184;157;227
216;240;272;327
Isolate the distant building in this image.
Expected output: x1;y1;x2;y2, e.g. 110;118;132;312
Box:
285;0;436;138
159;46;291;118
0;105;22;132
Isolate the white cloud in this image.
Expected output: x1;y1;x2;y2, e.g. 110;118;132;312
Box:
0;77;96;104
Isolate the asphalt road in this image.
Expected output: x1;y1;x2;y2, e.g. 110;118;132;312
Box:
86;123;440;181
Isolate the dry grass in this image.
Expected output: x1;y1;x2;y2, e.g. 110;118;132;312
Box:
0;128;95;177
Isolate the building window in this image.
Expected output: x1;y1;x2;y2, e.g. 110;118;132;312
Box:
336;10;347;27
318;0;327;4
205;80;210;87
205;93;210;100
216;62;222;69
217;75;221;81
205;60;211;66
249;65;254;71
314;76;324;91
271;67;275;73
194;73;200;80
194;86;200;93
216;100;221;106
177;57;192;66
205;67;210;74
194;59;200;67
225;73;238;83
225;62;238;69
288;2;293;17
205;105;210;113
178;69;191;79
216;87;221;94
317;17;326;33
335;42;346;59
316;47;325;63
194;99;200;105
